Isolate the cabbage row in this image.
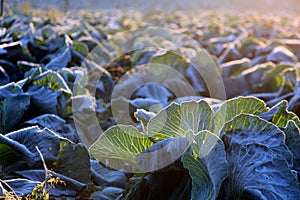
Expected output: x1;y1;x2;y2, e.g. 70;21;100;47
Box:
0;10;299;199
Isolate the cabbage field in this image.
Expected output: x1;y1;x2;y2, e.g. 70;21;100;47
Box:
0;4;300;200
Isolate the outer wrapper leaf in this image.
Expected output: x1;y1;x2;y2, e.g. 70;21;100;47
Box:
259;100;300;128
214;96;268;133
0;83;31;134
220;114;293;166
89;125;154;172
223;144;299;200
182;130;228;200
284;120;300;173
147;100;214;141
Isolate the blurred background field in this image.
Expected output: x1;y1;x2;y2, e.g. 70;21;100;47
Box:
6;0;300;14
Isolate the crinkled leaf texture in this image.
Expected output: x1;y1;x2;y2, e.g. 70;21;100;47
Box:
147;97;268;142
214;96;268;133
220;114;293;167
182;130;228;200
259;100;300;128
89;125;154;172
222;144;299;200
284;120;300;173
147;100;214;141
